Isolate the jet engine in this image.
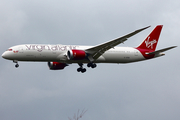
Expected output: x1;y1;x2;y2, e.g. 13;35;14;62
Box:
48;62;67;70
67;49;87;60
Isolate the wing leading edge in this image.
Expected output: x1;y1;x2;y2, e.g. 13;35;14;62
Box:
85;26;151;62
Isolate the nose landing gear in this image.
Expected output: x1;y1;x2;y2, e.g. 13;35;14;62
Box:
15;64;19;68
13;60;19;68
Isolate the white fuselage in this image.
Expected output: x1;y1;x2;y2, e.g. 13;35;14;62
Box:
2;25;175;72
2;44;146;64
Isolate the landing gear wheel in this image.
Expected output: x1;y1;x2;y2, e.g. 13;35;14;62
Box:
77;67;86;73
15;64;19;68
87;63;91;67
77;68;82;72
77;63;86;73
87;63;97;68
91;64;97;68
81;68;86;73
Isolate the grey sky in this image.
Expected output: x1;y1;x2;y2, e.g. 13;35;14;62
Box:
0;0;180;120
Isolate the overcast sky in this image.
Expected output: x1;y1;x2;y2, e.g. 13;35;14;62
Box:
0;0;180;120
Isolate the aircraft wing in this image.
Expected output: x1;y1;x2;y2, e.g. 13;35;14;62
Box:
85;26;150;61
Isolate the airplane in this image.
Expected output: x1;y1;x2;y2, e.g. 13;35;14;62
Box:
2;25;177;73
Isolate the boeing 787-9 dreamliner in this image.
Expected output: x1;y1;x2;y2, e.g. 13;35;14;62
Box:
2;25;177;73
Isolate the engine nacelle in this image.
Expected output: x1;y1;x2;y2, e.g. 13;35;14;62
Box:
67;49;87;60
48;62;67;70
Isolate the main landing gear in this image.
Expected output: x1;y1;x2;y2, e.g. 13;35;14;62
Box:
13;60;19;68
77;63;86;73
77;63;97;73
87;63;97;68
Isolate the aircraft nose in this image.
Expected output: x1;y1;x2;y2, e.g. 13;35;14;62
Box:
2;52;7;59
2;51;12;60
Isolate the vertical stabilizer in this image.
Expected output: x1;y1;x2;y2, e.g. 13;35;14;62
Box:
137;25;163;51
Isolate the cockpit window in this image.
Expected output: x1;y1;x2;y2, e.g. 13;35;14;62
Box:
7;49;12;51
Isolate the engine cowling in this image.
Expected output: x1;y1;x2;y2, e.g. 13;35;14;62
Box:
48;62;67;70
67;49;87;60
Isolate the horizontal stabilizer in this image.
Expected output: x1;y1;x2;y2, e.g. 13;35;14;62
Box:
146;46;177;55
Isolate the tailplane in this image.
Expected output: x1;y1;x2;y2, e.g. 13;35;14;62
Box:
146;46;177;55
137;25;163;51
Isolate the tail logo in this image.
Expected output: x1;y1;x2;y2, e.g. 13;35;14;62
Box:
145;37;157;49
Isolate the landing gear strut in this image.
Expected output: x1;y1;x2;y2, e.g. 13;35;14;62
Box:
77;63;86;73
13;60;19;68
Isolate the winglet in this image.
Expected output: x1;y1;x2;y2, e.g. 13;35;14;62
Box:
123;26;151;39
138;26;151;31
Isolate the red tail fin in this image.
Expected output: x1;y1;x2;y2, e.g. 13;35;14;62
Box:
137;25;163;51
